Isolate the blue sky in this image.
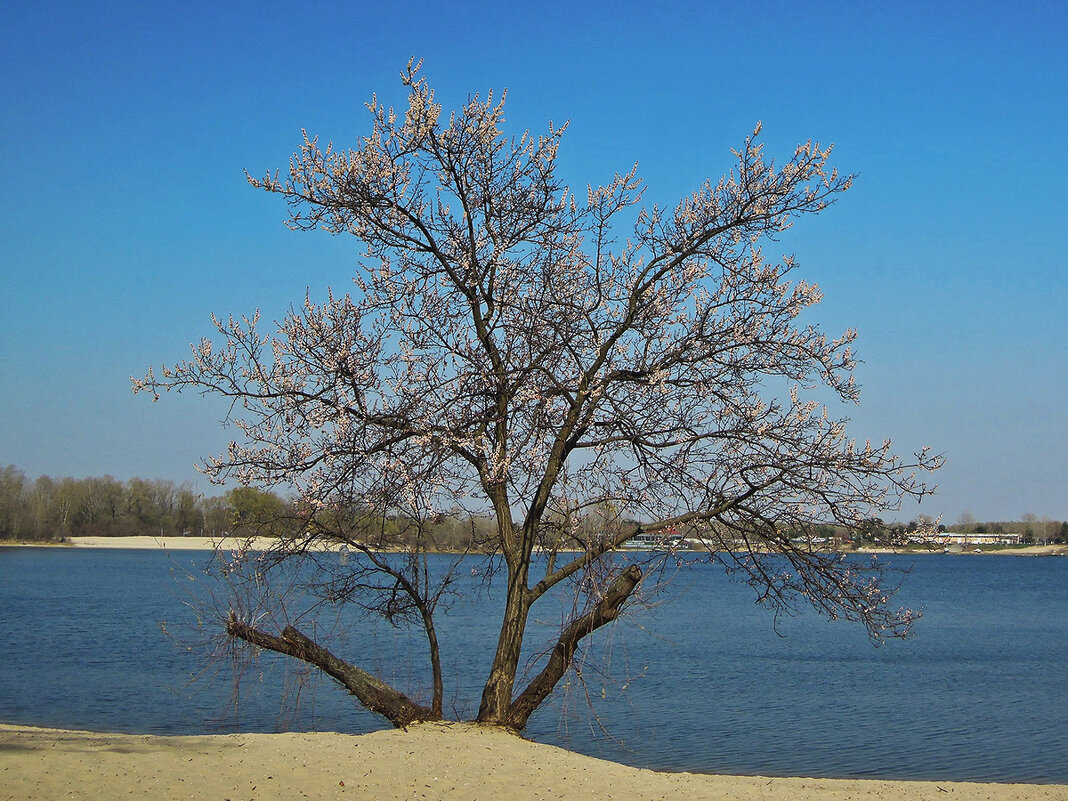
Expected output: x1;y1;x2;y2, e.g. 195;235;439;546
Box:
2;1;1065;523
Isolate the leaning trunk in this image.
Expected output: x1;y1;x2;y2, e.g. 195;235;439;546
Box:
227;615;437;728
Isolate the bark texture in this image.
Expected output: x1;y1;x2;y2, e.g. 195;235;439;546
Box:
227;615;437;728
476;564;532;724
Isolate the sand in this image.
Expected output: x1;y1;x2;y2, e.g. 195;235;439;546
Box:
1;722;1064;801
62;535;286;551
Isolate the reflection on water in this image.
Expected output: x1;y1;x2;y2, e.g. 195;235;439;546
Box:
0;548;1065;783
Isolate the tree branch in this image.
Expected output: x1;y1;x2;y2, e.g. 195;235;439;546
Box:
226;615;437;728
507;563;642;729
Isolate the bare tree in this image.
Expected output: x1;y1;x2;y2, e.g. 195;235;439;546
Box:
135;61;941;731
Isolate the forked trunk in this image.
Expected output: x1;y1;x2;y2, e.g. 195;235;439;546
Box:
230;559;643;730
476;563;644;729
507;564;642;729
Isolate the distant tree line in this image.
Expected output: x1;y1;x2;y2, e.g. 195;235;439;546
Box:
0;465;312;541
0;465;235;540
0;465;495;548
2;465;1064;547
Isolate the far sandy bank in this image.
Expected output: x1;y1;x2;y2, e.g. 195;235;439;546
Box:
64;534;284;551
49;537;1068;557
1;722;1064;801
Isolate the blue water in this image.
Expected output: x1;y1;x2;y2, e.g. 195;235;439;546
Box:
0;548;1065;783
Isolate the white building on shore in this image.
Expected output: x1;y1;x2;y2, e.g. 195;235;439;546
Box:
911;531;1023;547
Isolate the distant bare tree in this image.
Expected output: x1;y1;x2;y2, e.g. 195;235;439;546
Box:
135;62;941;730
1022;512;1038;543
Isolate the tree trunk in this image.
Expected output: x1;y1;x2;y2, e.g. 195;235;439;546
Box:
227;615;437;728
507;564;642;729
417;601;444;718
476;568;532;724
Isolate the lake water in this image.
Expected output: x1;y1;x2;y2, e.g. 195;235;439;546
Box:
0;547;1065;783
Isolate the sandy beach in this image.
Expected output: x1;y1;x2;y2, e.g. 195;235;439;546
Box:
2;722;1064;801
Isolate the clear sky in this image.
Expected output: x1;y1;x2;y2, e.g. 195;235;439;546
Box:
2;1;1065;523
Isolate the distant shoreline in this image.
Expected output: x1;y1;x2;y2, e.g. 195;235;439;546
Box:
2;536;1066;556
856;543;1068;557
1;535;338;551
